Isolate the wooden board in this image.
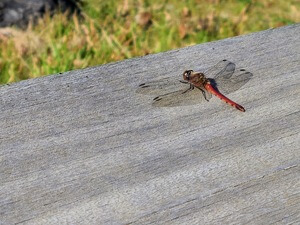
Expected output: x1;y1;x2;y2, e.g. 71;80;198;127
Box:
0;24;299;224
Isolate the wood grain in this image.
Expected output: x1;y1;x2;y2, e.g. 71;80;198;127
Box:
0;24;299;225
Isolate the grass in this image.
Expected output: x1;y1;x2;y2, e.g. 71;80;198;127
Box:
0;0;299;84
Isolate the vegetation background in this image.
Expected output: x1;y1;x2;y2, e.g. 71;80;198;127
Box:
0;0;299;84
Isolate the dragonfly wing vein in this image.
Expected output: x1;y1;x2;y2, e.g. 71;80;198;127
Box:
152;87;206;107
136;77;187;96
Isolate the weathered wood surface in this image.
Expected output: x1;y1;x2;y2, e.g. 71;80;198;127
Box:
1;24;300;225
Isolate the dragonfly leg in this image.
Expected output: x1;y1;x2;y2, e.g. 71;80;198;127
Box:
180;80;189;84
197;87;209;101
182;84;194;94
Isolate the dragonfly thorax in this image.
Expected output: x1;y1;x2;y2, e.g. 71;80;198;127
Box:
183;70;208;87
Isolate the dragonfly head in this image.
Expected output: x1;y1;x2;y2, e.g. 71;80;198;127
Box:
183;70;193;81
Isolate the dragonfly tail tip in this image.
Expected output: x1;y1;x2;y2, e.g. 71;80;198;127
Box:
236;105;246;112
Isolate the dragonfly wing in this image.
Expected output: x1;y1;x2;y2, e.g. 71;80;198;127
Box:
152;87;207;107
215;69;253;94
136;77;187;96
205;59;236;80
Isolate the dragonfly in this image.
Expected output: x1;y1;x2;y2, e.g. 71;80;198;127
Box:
136;59;253;112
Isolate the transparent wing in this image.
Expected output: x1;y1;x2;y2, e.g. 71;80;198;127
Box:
136;77;187;96
214;69;253;94
204;59;235;80
152;87;209;107
204;59;253;94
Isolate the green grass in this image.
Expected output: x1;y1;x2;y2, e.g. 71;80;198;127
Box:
0;0;299;84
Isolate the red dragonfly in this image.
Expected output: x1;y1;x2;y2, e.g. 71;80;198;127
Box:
137;60;253;112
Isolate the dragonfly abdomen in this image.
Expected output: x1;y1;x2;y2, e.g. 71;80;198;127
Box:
204;83;245;112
